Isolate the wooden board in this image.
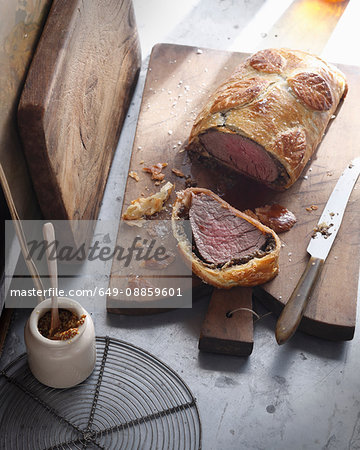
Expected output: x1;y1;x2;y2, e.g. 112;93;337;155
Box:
0;0;51;314
0;0;50;222
108;43;360;340
17;0;141;248
199;288;253;356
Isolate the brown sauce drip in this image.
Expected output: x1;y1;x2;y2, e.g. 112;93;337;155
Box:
254;204;297;233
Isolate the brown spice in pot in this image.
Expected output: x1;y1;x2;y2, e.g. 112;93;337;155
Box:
38;309;86;340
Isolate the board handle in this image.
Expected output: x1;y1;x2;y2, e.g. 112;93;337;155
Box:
275;256;324;345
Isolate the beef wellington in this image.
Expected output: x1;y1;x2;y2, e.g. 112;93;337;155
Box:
172;188;281;288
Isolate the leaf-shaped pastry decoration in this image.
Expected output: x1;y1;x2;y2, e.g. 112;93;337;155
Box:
249;49;285;73
210;77;271;114
288;72;333;111
274;128;306;168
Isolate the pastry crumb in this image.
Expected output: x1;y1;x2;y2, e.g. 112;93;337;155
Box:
123;182;174;221
306;205;318;212
312;222;333;239
129;171;140;182
172;168;185;178
185;176;197;188
143;162;168;181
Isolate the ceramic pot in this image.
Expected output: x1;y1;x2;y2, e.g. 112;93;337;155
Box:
24;297;96;388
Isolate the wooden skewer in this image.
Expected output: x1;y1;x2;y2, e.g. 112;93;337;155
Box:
0;162;45;302
42;223;60;336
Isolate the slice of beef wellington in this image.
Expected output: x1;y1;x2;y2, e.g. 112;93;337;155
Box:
187;48;347;190
172;188;281;288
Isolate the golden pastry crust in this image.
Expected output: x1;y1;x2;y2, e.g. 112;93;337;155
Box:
210;76;272;114
171;188;281;289
249;48;286;73
287;72;334;111
188;48;348;190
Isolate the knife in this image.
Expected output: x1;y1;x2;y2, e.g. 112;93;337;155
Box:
275;157;360;345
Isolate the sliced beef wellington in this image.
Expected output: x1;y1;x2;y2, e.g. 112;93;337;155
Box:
187;48;348;190
172;188;281;289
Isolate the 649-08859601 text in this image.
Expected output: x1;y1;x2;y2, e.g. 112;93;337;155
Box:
68;287;184;298
9;286;184;300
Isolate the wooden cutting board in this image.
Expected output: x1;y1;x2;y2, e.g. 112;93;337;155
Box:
108;43;360;341
199;288;254;356
18;0;141;248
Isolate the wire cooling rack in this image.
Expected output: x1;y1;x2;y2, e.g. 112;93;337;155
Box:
0;336;201;450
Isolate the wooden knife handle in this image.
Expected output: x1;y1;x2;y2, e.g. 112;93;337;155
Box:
275;256;324;345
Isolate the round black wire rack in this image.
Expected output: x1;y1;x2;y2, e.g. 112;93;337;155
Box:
0;336;201;450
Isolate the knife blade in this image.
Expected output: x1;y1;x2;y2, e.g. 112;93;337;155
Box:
275;157;360;345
